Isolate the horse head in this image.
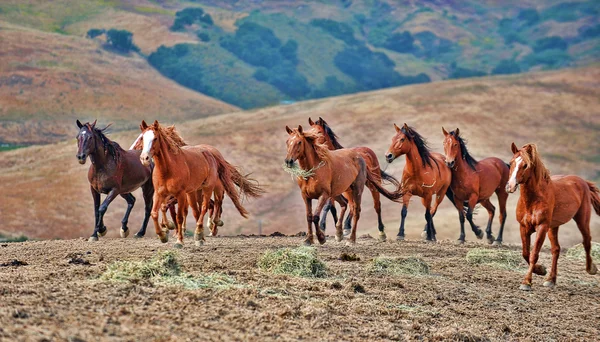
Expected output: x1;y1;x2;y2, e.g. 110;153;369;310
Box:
506;142;535;193
386;123;412;163
442;127;461;168
285;125;308;167
76;119;97;165
139;120;160;166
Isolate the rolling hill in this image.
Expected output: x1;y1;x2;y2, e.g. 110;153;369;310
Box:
0;19;237;145
1;66;598;247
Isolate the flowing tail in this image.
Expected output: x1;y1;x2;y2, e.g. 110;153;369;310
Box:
230;166;265;200
380;169;400;188
209;153;253;218
366;167;403;202
588;181;600;216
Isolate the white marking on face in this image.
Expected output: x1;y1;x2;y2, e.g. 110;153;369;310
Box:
141;130;155;155
508;156;522;189
81;131;86;136
129;133;143;150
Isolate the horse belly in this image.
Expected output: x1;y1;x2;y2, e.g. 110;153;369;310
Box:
550;177;584;226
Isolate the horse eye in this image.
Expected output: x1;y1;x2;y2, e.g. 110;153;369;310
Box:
454;143;457;147
523;165;527;169
400;138;405;142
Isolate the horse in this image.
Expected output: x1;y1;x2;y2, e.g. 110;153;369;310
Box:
284;125;401;245
385;123;453;241
130;126;224;236
75;120;154;241
307;117;400;241
442;127;510;245
138;120;259;247
507;143;599;290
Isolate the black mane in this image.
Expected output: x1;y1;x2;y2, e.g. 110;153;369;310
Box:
91;124;124;162
450;130;478;170
402;126;433;168
316;118;344;149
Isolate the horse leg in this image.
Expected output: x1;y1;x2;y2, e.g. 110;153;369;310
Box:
150;192;167;243
421;194;435;242
119;193;135;238
303;196;314;246
173;193;188;248
89;187;101;241
312;195;330;245
574;204;597;275
493;189;508;245
210;189;224;236
89;189;119;242
427;189;446;238
521;223;549;291
368;185;386;241
479;198;496;244
543;226;561;288
454;198;467;243
346;165;366;246
319;199;332;232
466;195;483;239
343;207;353;237
397;193;412;241
334;195;348;242
135;181;153;238
194;190;212;247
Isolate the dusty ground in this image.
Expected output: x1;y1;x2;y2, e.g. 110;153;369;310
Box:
1;236;599;341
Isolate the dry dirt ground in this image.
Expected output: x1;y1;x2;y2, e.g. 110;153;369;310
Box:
1;236;599;341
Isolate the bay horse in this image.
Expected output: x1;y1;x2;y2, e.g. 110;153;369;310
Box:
284;125;401;245
385;123;453;241
507;143;599;290
75;120;153;241
139;120;259;247
442;127;510;245
307;117;400;241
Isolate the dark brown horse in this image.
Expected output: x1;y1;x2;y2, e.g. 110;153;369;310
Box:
385;124;453;241
284;125;400;245
507;143;599;290
139;120;259;247
308;117;400;241
76;120;154;241
442;127;510;245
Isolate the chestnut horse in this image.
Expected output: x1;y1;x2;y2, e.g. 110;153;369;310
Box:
385;123;452;241
139;120;258;247
130;126;224;236
75;120;154;241
442;127;510;245
308;117;400;241
507;143;599;290
285;125;401;245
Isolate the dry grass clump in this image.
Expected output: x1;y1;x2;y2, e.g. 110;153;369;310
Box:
100;251;236;289
566;242;600;262
369;256;430;276
466;248;523;271
257;246;327;278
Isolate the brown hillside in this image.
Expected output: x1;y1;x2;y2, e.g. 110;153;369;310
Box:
0;21;237;144
0;67;599;246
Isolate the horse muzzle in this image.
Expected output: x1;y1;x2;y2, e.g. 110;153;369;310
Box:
506;182;518;194
140;153;151;166
446;160;455;168
285;158;295;168
385;153;395;164
77;154;87;164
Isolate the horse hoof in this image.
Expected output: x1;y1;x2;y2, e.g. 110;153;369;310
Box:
492;240;502;246
134;233;144;239
317;236;326;245
343;229;351;237
335;234;343;242
396;235;405;241
159;234;168;243
88;236;99;242
120;229;129;238
99;227;107;237
487;236;495;244
543;281;555;288
378;232;387;242
194;233;204;242
195;240;204;247
167;221;176;230
303;238;314;246
216;220;224;227
519;284;532;291
426;239;436;244
533;265;547;276
345;240;356;247
420;231;427;239
475;229;483;239
456;239;465;245
588;263;598;275
173;242;183;249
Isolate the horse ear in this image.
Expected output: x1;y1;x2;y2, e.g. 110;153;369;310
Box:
394;123;401;133
91;119;97;128
403;123;410;132
285;125;293;135
442;127;448;136
76;120;83;129
297;125;303;134
141;120;148;130
318;117;326;126
153;120;159;127
455;128;460;136
308;117;315;126
511;142;519;154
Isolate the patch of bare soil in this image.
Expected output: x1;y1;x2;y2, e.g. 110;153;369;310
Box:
1;237;599;341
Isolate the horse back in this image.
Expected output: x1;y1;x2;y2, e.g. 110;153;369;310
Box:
476;157;510;195
328;148;363;195
550;175;589;226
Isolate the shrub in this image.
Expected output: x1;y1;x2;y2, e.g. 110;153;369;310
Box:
258;246;327;278
106;29;138;53
522;49;572;69
449;66;487;79
579;24;600;40
383;31;415;53
491;59;521;75
197;32;210;42
171;7;213;31
310;18;358;45
533;36;568;53
86;28;105;39
517;8;540;26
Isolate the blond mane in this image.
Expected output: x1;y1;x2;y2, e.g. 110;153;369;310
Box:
296;129;332;164
520;143;550;183
155;124;185;154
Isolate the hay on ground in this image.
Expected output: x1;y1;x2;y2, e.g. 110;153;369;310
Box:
369;256;429;276
566;242;600;262
258;246;327;278
466;248;523;270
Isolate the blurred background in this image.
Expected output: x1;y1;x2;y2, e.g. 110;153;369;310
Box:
0;0;598;246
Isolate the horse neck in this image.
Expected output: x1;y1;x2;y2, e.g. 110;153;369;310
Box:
404;142;424;175
89;136;110;169
297;140;322;170
151;135;177;177
324;138;337;151
520;170;551;201
452;147;470;174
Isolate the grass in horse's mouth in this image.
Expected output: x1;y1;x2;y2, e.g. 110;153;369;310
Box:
281;161;324;180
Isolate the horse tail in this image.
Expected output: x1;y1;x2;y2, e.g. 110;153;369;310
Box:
506;162;511;169
587;181;600;216
366;166;403;202
380;169;400;188
212;154;251;218
230;167;264;200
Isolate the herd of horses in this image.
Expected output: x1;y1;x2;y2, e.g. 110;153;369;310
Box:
75;118;599;290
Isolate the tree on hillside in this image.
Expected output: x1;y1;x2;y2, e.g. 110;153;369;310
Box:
533;36;568;52
106;29;138;53
171;7;213;31
86;28;105;39
491;60;521;75
383;31;415;53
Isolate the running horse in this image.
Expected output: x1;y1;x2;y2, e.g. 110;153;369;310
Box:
442;127;509;245
307;117;400;241
284;125;401;245
75;120;154;241
507;143;599;290
138;120;259;247
385;123;452;241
